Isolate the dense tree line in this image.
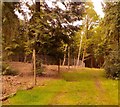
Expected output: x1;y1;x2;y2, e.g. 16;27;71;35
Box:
103;2;120;79
2;1;120;79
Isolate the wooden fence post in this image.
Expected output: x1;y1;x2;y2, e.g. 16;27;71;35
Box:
33;49;36;86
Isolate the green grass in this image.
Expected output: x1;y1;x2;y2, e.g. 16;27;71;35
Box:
5;68;118;105
5;80;66;105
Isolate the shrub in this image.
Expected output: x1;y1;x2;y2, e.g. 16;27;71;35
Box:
2;62;18;76
36;59;44;76
104;50;120;80
36;67;44;76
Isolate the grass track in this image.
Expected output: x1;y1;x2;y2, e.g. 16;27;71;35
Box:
5;68;118;105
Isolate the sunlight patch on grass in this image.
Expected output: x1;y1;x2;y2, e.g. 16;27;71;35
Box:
7;80;66;105
100;78;118;105
60;68;105;81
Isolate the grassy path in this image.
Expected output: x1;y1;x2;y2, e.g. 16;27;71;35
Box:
4;68;118;105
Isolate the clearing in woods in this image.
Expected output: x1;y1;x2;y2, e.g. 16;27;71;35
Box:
3;62;118;105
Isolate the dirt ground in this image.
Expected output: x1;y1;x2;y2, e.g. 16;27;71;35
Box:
2;62;71;99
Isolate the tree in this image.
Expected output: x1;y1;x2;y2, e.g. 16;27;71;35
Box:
103;2;120;79
76;2;99;67
28;1;85;70
91;23;106;68
62;44;67;66
2;2;20;61
33;0;40;85
76;31;83;66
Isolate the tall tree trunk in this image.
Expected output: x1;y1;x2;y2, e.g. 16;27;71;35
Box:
35;1;40;12
32;0;40;86
68;46;70;69
81;15;88;67
81;47;86;67
76;35;83;66
58;59;61;73
24;19;29;62
74;57;76;67
33;49;36;86
62;44;67;66
24;55;27;62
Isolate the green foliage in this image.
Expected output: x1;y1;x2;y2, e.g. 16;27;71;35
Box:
28;2;85;63
103;2;120;79
2;2;20;60
2;62;18;76
73;2;100;67
2;2;19;39
36;59;44;76
3;34;25;61
104;48;120;79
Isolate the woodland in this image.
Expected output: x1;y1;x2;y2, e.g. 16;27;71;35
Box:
1;0;120;105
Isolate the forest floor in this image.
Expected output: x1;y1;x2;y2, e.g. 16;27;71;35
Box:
2;62;118;105
2;62;64;97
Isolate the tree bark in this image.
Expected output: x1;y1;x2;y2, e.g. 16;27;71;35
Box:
62;45;67;66
35;1;40;12
76;34;83;66
81;47;86;67
81;15;88;67
68;46;70;69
